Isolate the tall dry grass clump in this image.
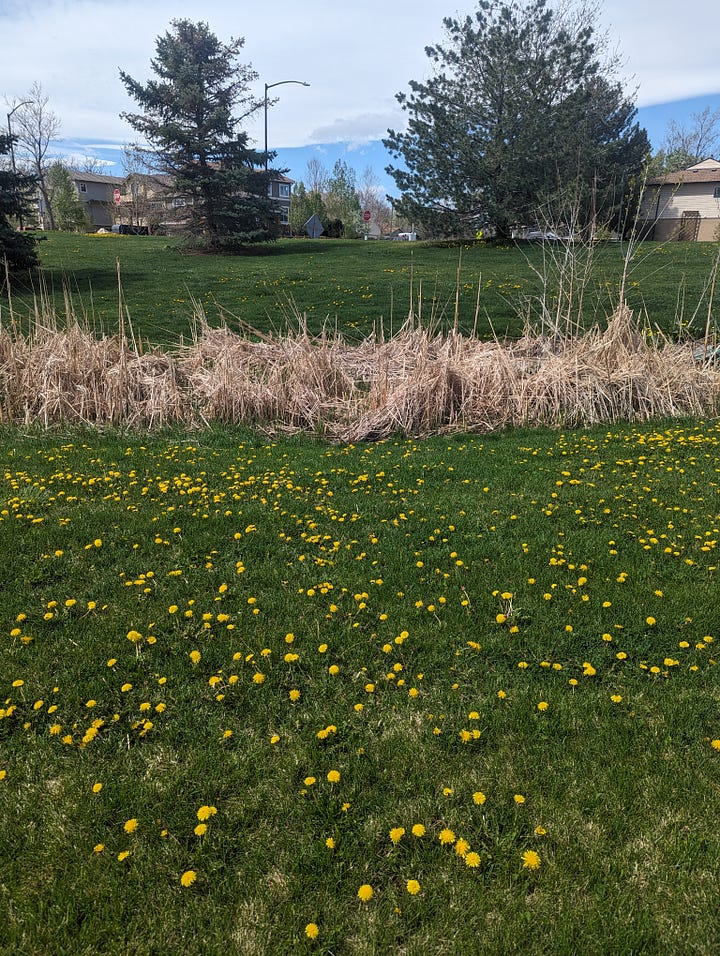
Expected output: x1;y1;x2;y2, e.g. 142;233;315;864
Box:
0;299;717;439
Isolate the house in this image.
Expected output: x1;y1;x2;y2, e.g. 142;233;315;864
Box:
68;171;125;228
59;168;294;234
267;173;293;231
638;158;720;241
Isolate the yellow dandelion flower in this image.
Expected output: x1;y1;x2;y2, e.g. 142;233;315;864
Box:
189;650;201;664
289;689;301;701
124;818;138;834
521;849;541;870
514;794;526;805
325;836;336;849
305;923;319;940
389;827;405;844
438;828;456;845
411;823;426;837
197;805;217;821
406;879;421;895
194;823;208;837
327;769;341;784
117;850;130;862
92;782;103;794
180;870;197;887
93;843;104;853
473;791;486;805
465;851;481;868
455;838;470;857
357;884;374;902
711;739;720;751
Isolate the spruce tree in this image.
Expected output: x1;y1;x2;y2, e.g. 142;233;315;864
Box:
120;19;277;251
384;0;649;239
0;133;38;271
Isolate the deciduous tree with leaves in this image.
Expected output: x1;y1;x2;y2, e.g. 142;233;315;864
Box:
119;19;278;251
384;0;649;239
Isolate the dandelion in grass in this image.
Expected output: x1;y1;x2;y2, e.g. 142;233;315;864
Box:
455;838;470;857
357;884;374;902
537;701;549;711
406;879;421;895
439;828;456;845
93;844;105;854
473;791;486;806
514;794;526;805
534;825;547;836
117;850;131;862
305;923;319;940
304;776;316;787
325;837;336;849
189;650;201;664
389;827;405;845
197;805;217;821
711;740;720;751
610;694;623;703
465;852;481;868
522;850;541;870
327;769;341;783
289;689;301;701
194;823;208;837
124;818;138;834
411;824;426;837
92;782;103;793
180;870;197;887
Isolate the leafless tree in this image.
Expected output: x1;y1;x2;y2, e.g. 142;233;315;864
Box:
663;106;720;164
357;166;394;234
12;82;61;229
304;158;329;196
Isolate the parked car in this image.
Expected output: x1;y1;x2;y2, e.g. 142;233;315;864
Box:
525;229;562;241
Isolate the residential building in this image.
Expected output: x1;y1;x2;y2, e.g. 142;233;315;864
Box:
40;168;294;234
638;158;720;241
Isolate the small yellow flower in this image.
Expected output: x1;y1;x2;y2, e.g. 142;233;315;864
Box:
325;836;336;849
92;782;103;794
534;825;547;836
513;794;526;805
406;879;421;895
197;805;217;821
180;870;197;887
189;650;201;664
194;823;208;837
411;823;426;837
289;689;301;701
389;827;405;844
473;791;486;805
327;769;341;783
537;701;549;711
454;838;470;857
521;849;541;870
117;850;130;861
357;884;374;902
123;818;138;834
711;739;720;751
465;851;481;868
646;616;656;626
304;776;316;787
438;828;456;845
305;922;319;940
93;843;104;853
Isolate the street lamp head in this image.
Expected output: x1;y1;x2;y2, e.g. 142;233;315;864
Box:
263;80;310;171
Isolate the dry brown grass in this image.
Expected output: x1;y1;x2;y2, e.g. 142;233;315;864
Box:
0;302;717;439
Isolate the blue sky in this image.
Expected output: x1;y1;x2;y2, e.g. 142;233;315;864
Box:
3;0;720;195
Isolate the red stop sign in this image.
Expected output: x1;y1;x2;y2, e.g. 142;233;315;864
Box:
113;188;121;204
363;210;371;222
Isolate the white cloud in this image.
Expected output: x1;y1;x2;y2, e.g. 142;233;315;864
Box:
2;0;719;155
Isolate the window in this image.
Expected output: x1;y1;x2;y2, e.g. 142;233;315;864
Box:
172;197;186;208
714;186;720;199
279;183;290;198
79;182;87;192
267;183;274;197
280;208;289;224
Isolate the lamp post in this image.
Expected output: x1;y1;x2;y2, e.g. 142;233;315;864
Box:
6;100;32;229
263;80;309;171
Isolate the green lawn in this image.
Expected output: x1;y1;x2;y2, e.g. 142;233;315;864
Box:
2;421;720;954
4;233;719;345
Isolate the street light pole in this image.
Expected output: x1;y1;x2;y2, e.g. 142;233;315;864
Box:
6;100;32;230
263;80;309;171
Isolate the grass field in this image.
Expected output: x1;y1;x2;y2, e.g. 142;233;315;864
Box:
2;421;720;954
3;233;719;345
